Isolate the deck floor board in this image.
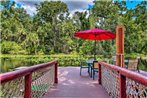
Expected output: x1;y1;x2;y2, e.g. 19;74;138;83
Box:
43;67;109;98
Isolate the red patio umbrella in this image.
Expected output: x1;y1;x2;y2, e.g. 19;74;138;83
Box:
74;28;116;59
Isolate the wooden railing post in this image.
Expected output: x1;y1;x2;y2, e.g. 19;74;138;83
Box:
116;25;125;67
54;62;58;83
24;73;32;98
119;74;126;98
98;63;101;84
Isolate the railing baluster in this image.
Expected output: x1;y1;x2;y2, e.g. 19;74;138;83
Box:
24;73;32;98
119;74;126;98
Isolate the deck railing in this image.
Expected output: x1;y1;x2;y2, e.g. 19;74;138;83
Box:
98;62;147;98
0;60;58;98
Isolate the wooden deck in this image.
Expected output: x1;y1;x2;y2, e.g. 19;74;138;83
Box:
43;67;109;98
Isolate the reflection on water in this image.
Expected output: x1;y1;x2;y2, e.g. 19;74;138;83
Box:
0;57;51;73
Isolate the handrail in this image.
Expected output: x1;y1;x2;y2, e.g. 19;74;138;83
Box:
0;60;58;83
98;61;147;98
99;61;147;86
0;60;58;98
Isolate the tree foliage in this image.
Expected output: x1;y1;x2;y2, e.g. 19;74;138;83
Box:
1;0;146;57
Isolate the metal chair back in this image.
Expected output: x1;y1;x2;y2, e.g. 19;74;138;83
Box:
127;59;139;72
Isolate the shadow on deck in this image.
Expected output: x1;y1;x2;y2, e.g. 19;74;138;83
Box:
43;67;109;98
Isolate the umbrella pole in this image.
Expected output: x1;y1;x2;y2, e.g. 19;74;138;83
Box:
94;40;96;60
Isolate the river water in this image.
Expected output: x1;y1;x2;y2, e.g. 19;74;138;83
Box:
0;57;51;73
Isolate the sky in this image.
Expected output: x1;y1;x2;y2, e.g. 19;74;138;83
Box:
12;0;145;16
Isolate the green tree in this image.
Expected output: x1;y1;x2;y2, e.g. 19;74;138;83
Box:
117;1;147;54
34;1;69;53
1;0;146;57
1;41;26;54
21;32;39;54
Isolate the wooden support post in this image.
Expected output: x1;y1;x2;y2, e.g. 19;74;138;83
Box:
54;62;58;83
98;63;101;84
116;25;125;67
24;73;32;98
119;74;126;98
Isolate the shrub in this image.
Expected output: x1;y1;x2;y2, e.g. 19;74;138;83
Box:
1;41;27;54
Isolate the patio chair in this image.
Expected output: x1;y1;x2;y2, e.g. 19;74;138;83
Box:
80;58;95;76
86;58;95;77
80;60;89;76
127;59;139;72
91;60;98;80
